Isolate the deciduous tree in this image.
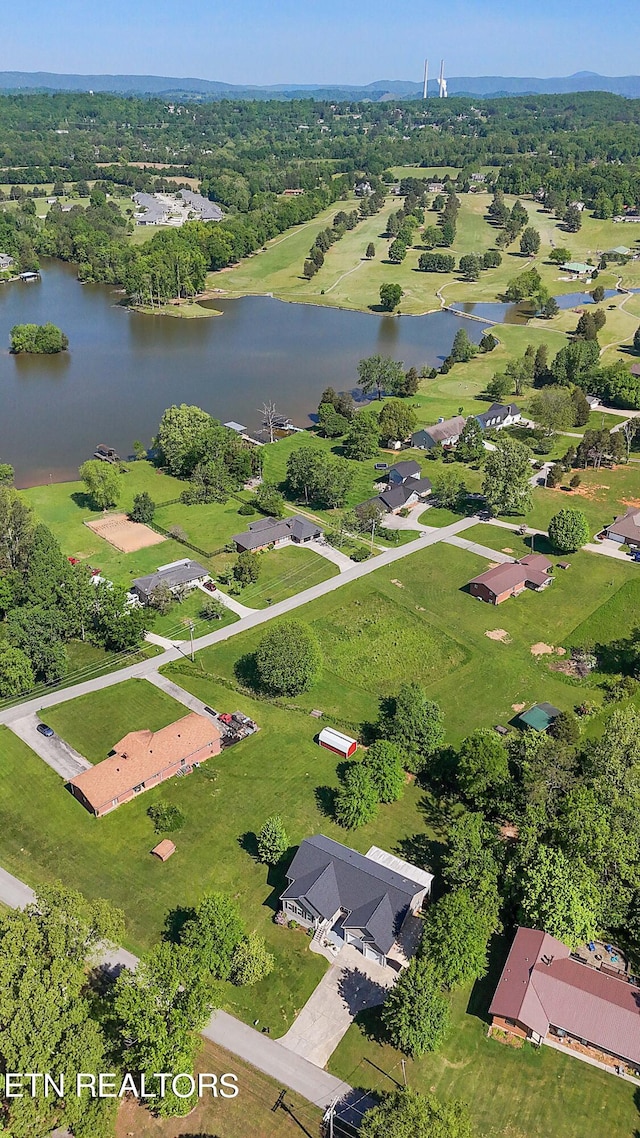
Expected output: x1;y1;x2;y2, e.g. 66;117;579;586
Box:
548;508;590;552
79;459;122;510
482;435;532;515
255;620;321;695
381;957;450;1057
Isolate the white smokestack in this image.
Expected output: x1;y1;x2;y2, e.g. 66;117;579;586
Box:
422;58;429;99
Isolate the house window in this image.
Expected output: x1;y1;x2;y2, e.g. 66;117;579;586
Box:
286;902;305;919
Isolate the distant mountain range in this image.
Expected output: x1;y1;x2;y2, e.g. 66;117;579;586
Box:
2;70;640;100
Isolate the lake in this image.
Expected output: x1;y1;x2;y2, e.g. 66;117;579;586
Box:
0;260;487;487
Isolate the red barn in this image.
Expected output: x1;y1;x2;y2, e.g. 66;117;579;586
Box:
318;727;358;759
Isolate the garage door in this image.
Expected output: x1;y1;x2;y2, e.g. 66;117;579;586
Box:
364;944;385;967
345;932;364;953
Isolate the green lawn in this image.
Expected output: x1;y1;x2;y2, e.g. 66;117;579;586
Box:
147;587;238;638
329;937;639;1138
523;463;640;536
154;496;255;554
235;544;338;608
43;678;187;762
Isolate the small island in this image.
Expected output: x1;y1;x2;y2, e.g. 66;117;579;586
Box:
10;322;69;354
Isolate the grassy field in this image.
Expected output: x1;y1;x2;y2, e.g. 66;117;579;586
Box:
115;1039;322;1138
43;678;187;762
235;545;339;608
329;937;639;1138
523;463;640;535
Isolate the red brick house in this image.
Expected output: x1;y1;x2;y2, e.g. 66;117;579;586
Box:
489;927;640;1068
468;553;553;605
69;713;221;816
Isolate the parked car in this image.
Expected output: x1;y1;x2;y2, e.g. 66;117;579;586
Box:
37;723;54;737
203;706;219;717
203;580;217;592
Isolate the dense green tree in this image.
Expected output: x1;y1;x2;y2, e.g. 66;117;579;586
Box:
0;643;34;697
551;339;599;386
255;481;285;516
529;386;575;434
424;884;500;990
456;416;485;463
366;241;375;259
450;328;476;363
257;815;289;864
230;933;275;987
6;604;67;682
10;322;68;353
362;1090;473;1138
458;253;482;281
479;332;498;353
362;740;406;803
380;282;404;310
130;491;155;523
357;355;406;400
486;373;513;402
0;885;123;1138
0;462;14;485
378;400;417;445
114;942;211;1118
442;811;502;891
91;580;148;651
520;227;541;255
335;764;379;828
591;285;606;303
381;957;451;1057
634;326;640;354
380;683;444;773
343;411;381;460
482;435;532;515
549;247;572;264
255;619;321;695
180;891;245;981
564;205;583;232
155;404;219;477
78;459;122;510
519;846;600;947
505;268;542;302
234;551;260;586
457;729;509;807
548;508;590;552
317;402;349;438
417;252;456;272
431;467;465;509
388;240;407;264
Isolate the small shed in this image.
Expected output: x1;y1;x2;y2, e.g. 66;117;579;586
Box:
519;702;561;732
318;727;358;759
151;839;176;861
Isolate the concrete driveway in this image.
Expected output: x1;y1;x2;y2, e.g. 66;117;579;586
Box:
278;945;393;1067
8;714;91;780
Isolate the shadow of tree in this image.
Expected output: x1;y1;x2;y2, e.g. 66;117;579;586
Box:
467;932;512;1024
593;626;640;675
238;830;259;861
314;784;338;819
233;652;260;690
70;490;99;511
338;966;389;1016
162;905;195;944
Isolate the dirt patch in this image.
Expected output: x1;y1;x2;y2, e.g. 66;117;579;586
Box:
485;629;512;643
390;578;405;588
502;547;514;554
500;822;520;841
531;641;554;656
85;513;166;553
512;702;526;712
555;646;566;656
622;496;640;509
567;482;610;501
487;561;499;569
489;1026;524;1048
549;659;582;678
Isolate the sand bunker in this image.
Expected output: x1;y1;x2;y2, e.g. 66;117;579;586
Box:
85;513;166;553
512;702;526;712
486;629;511;643
391;579;405;588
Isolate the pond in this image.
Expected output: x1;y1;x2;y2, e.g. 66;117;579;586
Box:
449;287;625;324
0;261;488;487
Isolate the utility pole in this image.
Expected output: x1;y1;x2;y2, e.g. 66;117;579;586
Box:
371;516;376;552
327;1095;340;1138
401;1058;407;1086
188;620;195;662
422;58;429;99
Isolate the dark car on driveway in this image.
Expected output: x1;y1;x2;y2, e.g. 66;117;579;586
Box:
36;723;54;737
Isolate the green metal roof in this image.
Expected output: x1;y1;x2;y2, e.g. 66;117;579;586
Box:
520;706;553;731
561;262;592;274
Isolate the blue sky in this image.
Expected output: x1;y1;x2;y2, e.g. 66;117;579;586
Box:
3;0;639;82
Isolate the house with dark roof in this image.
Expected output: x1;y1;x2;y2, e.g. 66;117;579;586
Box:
387;460;421;486
233;515;323;553
281;835;433;967
131;559;209;605
489;926;640;1068
412;416;467;451
475;403;521;431
604;507;640;550
468;553;553;605
360;478;432;517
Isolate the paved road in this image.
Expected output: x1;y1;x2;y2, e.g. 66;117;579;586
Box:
584;540;636;563
278;946;392;1068
0;866;36;909
0;516;478;727
203;1010;353;1109
8;714;91;779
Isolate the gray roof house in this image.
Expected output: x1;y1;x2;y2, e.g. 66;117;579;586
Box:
179;189;223;221
233;515;322;553
412;415;467;450
281;835;433;967
476;403;521;430
605;507;640;549
0;253;15;270
131;558;209;604
387;460;421;485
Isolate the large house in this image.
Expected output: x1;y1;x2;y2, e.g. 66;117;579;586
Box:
412;416;466;451
280;834;433;968
604;507;640;551
475;403;521;431
361;461;432;516
69;713;221;816
131;559;209;605
468;553;553;605
233;515;322;553
489;927;640;1069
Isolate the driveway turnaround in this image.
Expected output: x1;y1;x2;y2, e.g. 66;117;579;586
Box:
145;672;219;716
203;1010;353;1109
305;539;354;573
8;714;91;779
278;946;392;1068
